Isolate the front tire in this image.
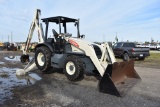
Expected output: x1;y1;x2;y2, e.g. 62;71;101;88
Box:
35;46;52;72
64;55;84;81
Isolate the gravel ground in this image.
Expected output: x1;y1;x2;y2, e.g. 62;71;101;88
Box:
0;51;160;107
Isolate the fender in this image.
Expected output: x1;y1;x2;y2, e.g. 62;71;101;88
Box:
35;43;54;52
66;52;85;56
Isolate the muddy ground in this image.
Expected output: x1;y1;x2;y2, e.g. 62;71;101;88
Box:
0;51;160;107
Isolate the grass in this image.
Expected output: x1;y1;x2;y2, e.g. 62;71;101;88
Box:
116;53;160;69
136;53;160;68
147;53;160;61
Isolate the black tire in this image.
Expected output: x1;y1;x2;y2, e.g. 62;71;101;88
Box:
92;70;100;74
35;46;52;72
138;57;145;60
123;53;130;61
63;55;84;81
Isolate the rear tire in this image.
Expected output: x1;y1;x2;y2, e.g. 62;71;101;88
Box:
64;55;84;81
35;46;52;72
123;53;130;61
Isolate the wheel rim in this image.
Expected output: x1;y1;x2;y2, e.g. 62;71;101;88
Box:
66;61;76;75
124;54;129;61
37;52;45;66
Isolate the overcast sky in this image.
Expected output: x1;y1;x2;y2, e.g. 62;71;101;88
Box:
0;0;159;43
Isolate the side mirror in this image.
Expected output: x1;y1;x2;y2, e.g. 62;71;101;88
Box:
80;35;85;38
74;22;77;26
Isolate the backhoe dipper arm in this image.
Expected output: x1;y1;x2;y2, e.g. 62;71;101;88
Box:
23;9;44;55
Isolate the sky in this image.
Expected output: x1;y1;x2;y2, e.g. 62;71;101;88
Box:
0;0;159;43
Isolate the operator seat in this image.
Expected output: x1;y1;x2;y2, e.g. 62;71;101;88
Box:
52;29;59;38
52;29;65;53
52;29;62;53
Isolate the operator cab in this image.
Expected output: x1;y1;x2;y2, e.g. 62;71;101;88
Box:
41;16;81;53
41;16;80;39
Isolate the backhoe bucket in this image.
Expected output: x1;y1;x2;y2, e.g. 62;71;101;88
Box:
20;54;30;64
99;60;141;97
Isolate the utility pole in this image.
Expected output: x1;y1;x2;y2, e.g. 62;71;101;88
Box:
11;32;12;43
115;32;118;43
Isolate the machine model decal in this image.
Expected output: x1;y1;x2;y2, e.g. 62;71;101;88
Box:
69;39;79;48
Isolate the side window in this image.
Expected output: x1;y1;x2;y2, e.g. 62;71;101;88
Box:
123;43;127;47
114;43;122;48
123;43;135;47
114;43;117;48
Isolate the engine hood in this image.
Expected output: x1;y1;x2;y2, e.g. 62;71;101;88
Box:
68;37;96;46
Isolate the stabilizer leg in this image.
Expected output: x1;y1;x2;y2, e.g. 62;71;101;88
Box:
16;58;36;75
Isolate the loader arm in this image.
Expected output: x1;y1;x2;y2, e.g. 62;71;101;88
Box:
67;38;113;76
85;43;116;76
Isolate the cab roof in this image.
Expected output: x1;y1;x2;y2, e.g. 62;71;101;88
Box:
41;16;78;23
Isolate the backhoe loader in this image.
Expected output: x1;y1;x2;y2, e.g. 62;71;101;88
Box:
18;9;141;97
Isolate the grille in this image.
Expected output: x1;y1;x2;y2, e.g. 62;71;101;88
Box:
92;45;102;59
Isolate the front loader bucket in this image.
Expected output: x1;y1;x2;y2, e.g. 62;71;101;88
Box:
99;60;141;97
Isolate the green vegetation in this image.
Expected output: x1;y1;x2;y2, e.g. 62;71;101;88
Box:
136;53;160;68
116;53;160;69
